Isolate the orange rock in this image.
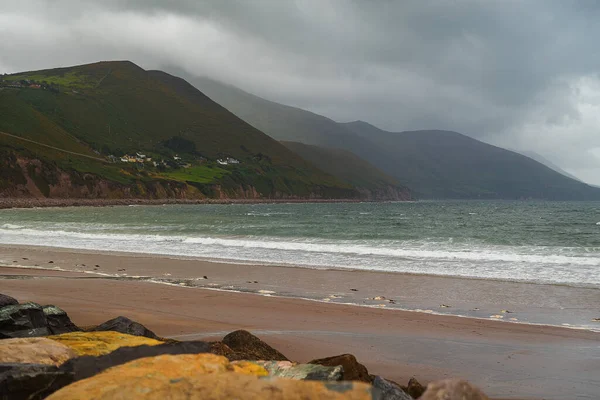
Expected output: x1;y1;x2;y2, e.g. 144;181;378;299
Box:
47;331;163;356
420;379;489;400
0;337;76;366
47;353;372;399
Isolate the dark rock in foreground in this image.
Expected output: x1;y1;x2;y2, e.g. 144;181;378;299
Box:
0;363;74;400
222;330;289;361
0;294;18;308
406;377;425;399
420;379;489;400
372;376;413;400
310;354;372;383
60;340;212;381
0;302;49;339
43;306;81;335
89;316;158;339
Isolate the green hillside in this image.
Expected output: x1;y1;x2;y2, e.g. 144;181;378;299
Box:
0;61;357;199
190;75;600;200
281;141;410;200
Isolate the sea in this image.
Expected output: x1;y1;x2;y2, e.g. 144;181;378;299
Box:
1;201;599;330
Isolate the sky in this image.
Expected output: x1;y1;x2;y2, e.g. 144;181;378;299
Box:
1;0;599;184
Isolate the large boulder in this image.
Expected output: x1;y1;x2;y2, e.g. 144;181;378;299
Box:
249;361;343;381
61;340;213;381
43;306;81;335
0;302;49;339
0;294;18;307
406;377;425;399
309;354;371;383
46;354;374;400
89;316;158;339
0;337;76;366
371;376;413;400
47;331;163;356
0;363;74;400
221;330;289;361
420;379;489;400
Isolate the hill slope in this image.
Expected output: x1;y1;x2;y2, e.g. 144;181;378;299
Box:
342;121;600;199
0;61;358;200
191;76;600;200
281;141;410;200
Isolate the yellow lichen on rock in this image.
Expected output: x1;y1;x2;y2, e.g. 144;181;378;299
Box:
0;337;77;366
47;331;163;356
47;353;372;400
230;360;270;376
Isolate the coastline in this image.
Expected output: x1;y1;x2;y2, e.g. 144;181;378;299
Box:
0;197;367;210
1;260;599;399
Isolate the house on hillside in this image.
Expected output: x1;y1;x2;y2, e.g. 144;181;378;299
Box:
217;159;228;165
173;155;181;161
226;157;240;164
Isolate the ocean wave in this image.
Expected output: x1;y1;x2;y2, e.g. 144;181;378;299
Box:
1;224;24;229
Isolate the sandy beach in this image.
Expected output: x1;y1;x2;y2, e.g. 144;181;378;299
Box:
0;245;598;399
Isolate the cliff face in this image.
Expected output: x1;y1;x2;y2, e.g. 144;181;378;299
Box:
0;154;367;201
356;185;412;201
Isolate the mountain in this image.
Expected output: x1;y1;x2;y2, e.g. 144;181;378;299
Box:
191;76;600;200
342;121;600;199
281;142;410;200
516;150;582;182
0;61;359;200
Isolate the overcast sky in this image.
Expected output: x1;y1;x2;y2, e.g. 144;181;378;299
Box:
2;1;600;184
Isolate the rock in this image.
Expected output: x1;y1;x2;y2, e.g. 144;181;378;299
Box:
47;354;373;400
0;302;49;339
89;316;158;339
0;363;74;400
47;331;163;356
61;340;213;381
406;377;425;399
309;354;371;382
43;305;81;335
222;330;289;361
250;361;343;381
371;376;413;400
419;379;489;400
0;294;18;307
0;337;76;366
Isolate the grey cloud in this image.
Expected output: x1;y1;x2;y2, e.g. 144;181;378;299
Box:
1;0;600;183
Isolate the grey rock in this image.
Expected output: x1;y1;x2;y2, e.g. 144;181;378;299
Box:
42;305;81;335
90;316;158;339
0;363;74;400
419;379;489;400
0;294;17;308
252;361;343;381
372;376;413;400
0;302;49;339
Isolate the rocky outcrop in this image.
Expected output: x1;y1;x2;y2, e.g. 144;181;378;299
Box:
0;294;18;308
46;354;373;400
43;306;81;335
420;379;489;400
250;361;343;381
47;331;163;356
0;363;74;400
371;376;413;400
309;354;371;383
0;302;49;339
222;330;289;361
0;337;76;366
89;316;159;339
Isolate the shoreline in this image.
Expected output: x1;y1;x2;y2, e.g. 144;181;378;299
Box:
0;197;368;210
1;244;599;333
1;264;598;399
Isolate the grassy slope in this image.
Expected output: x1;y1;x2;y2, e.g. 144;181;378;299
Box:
281;141;403;191
0;61;354;198
191;75;600;200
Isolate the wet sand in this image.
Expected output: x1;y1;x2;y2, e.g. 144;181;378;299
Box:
0;246;599;399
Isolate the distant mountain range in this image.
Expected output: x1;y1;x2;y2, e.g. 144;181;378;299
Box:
191;75;600;200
